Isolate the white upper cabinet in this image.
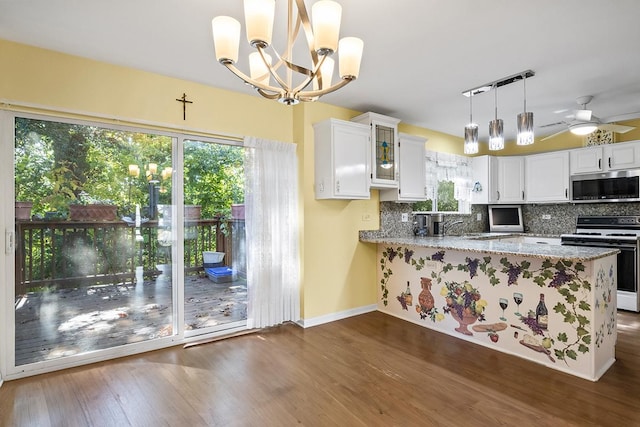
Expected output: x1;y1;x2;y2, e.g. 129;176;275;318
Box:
351;112;401;189
570;140;640;174
380;133;427;202
496;156;525;203
313;118;371;200
471;155;498;204
525;151;570;203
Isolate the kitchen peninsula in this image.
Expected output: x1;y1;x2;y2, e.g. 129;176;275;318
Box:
362;235;619;381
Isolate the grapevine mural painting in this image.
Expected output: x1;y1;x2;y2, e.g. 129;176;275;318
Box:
379;245;617;372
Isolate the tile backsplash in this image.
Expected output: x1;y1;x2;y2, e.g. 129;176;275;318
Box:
360;201;640;239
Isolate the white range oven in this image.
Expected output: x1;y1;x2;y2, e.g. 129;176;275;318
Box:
561;215;640;312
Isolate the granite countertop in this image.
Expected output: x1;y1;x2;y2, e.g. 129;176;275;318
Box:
360;235;619;261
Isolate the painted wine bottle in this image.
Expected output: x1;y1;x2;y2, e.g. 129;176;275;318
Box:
536;293;548;330
405;281;413;306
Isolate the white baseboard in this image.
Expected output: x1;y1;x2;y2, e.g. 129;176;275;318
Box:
297;304;377;328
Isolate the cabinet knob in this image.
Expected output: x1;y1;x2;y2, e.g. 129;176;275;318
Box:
608;157;612;168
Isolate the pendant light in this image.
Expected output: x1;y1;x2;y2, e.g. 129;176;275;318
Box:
517;73;534;145
464;92;478;154
488;84;504;151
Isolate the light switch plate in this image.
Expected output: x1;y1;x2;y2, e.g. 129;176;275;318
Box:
401;213;409;222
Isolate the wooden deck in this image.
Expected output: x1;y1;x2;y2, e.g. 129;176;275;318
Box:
14;272;247;366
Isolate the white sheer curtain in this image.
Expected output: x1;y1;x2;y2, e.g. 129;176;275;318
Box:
244;136;300;328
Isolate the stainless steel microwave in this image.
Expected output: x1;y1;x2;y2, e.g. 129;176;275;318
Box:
571;170;640;202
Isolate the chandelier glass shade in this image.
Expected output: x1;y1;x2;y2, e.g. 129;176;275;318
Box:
211;0;364;105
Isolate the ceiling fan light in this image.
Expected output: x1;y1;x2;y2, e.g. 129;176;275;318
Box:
464;124;479;154
517;111;534;145
570;122;598;136
489;118;504;151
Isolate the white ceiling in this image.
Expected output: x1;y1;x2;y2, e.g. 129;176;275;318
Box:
2;0;640;144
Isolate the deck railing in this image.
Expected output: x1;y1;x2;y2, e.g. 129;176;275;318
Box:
15;218;245;295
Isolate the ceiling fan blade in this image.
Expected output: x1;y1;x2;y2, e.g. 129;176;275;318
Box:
575;109;592;121
541;128;569;141
598;123;636;134
539;121;565;129
602;112;640;123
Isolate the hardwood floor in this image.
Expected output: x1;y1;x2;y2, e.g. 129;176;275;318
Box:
1;310;639;426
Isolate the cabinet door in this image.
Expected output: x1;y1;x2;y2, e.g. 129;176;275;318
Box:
525;151;569;203
496;157;525;203
570;147;603;174
394;134;427;201
314;119;370;200
351;112;401;189
471;155;498;204
332;123;370;198
605;142;640;170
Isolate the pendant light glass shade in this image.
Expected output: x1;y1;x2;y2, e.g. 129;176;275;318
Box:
516;75;534;145
488;85;504;150
464;124;479;154
517;111;534;145
464;93;478;154
488;119;504;150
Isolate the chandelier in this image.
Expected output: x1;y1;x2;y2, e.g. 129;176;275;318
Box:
211;0;364;105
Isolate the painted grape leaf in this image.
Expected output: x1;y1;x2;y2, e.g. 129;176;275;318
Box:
579;300;591;311
557;332;568;343
553;302;567;314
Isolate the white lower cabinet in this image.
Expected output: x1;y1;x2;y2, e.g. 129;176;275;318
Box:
525;151;570;203
313;118;371;200
380;133;427;202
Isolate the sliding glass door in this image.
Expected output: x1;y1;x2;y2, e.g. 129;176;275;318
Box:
12;115;177;368
182;138;247;336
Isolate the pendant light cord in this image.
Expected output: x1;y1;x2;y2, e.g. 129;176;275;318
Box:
523;74;527;113
494;84;498;119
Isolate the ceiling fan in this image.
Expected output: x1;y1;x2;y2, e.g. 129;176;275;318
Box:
540;96;636;141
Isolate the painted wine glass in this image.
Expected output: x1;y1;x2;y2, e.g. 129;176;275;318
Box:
499;298;508;321
513;292;523;316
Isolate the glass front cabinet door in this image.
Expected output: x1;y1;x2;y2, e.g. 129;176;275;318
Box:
351;112;401;189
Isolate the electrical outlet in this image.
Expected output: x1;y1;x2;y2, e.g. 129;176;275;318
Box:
401;213;409;222
542;214;551;220
476;213;482;221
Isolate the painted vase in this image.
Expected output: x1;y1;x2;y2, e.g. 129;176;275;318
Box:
418;277;434;311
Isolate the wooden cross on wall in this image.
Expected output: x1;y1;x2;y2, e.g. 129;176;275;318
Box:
175;93;193;120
